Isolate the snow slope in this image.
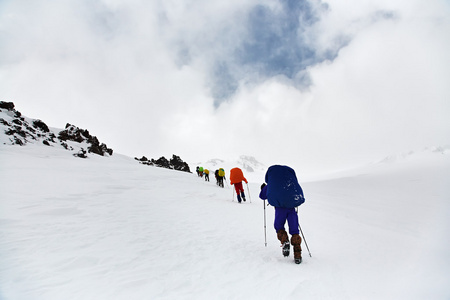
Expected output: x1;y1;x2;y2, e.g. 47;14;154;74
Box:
1;144;449;299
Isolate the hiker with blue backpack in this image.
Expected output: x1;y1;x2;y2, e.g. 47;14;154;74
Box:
259;165;305;264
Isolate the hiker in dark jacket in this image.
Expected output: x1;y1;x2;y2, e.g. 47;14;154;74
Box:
259;165;305;264
215;169;220;185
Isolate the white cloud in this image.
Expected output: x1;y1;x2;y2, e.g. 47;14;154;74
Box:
1;0;449;174
305;0;450;153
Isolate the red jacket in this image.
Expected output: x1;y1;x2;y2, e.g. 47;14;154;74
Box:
230;167;248;184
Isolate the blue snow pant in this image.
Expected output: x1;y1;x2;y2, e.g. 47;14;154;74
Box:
274;207;299;235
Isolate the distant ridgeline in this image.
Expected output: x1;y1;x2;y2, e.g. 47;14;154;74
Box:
0;101;112;158
135;155;191;173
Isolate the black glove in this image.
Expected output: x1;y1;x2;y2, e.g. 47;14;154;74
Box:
260;183;266;190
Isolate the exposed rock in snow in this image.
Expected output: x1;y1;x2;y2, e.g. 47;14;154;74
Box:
0;101;113;157
135;154;191;173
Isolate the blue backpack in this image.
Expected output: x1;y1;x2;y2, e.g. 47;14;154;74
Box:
265;165;305;208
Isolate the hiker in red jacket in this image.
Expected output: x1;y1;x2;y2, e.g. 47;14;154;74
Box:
230;167;248;203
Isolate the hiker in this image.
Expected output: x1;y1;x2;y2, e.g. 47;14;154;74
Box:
198;166;204;177
217;168;225;188
215;169;220;185
230;167;247;202
204;169;210;181
259;165;305;264
196;166;200;177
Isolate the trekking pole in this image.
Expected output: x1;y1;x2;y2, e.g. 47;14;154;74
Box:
298;222;312;257
232;188;234;202
296;208;311;257
246;183;252;203
263;200;267;247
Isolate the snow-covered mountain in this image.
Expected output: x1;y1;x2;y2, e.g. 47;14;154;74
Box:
0;101;262;178
0;101;191;173
195;155;265;172
0;101;113;157
1;136;449;299
193;155;266;183
236;155;266;173
377;146;450;164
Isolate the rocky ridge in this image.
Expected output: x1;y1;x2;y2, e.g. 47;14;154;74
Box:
0;101;113;157
0;101;192;173
135;155;191;173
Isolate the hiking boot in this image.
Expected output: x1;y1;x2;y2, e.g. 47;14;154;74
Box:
242;192;246;201
277;229;289;257
282;241;290;257
237;194;242;203
291;234;302;264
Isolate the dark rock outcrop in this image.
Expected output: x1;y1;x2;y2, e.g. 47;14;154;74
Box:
1;101;113;157
32;120;50;133
169;155;191;172
0;102;56;146
58;124;113;156
135;154;191;173
0;101;15;111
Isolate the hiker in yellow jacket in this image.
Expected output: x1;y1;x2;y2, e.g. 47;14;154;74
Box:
204;169;210;182
217;168;225;188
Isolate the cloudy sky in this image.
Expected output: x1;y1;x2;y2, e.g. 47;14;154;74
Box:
1;0;449;174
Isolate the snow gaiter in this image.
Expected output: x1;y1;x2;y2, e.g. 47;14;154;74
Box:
277;229;289;244
291;234;302;259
